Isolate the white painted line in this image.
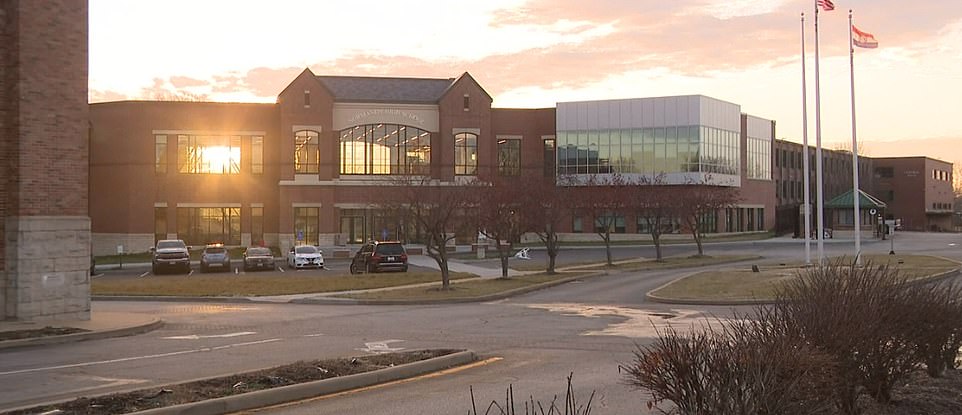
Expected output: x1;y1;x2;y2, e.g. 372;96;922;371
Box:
188;269;194;277
0;338;282;376
355;339;405;354
139;271;150;278
234;268;239;275
278;267;285;273
303;333;325;337
162;331;257;340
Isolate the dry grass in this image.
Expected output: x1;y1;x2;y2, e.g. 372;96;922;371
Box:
92;272;476;297
510;255;758;272
650;254;960;302
339;273;585;301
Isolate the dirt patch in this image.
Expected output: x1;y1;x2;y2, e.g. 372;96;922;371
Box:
0;326;88;341
7;349;459;415
853;369;962;414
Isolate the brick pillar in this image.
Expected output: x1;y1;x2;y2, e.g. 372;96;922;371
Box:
1;1;90;321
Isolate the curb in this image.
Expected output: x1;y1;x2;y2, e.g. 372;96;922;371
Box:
291;271;605;306
94;295;256;303
124;350;478;415
0;319;165;351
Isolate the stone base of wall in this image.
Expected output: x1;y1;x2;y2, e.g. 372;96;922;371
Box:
92;233;154;256
4;216;91;321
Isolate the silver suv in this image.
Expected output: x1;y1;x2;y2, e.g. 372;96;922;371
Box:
152;239;190;274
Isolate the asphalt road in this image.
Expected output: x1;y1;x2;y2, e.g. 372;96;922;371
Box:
3;232;961;414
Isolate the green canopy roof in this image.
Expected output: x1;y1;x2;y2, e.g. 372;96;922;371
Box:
825;189;887;209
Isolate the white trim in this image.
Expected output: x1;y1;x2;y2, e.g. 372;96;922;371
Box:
334;203;375;209
250;203;264;208
541;135;556;140
453;128;480;135
292;202;323;208
154;202;168;208
176;203;242;208
496;134;523;140
279;177;463;187
152;130;266;136
737;204;766;209
292;125;323;133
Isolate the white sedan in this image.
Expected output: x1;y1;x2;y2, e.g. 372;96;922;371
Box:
287;245;324;269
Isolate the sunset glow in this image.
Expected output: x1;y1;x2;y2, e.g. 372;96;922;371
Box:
89;1;962;160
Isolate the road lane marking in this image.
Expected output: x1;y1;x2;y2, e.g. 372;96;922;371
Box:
278;267;285;273
0;338;282;376
162;331;257;340
139;271;150;278
303;333;325;337
524;303;735;338
188;269;194;277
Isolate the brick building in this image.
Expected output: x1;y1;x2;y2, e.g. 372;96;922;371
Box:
1;1;90;320
89;70;777;254
871;157;954;231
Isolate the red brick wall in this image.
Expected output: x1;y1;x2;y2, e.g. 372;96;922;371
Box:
437;74;492;180
491;108;556;178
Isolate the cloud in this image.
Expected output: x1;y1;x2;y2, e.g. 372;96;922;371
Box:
169;75;207;88
89;89;128;103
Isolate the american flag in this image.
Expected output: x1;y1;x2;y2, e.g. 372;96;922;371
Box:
817;0;835;11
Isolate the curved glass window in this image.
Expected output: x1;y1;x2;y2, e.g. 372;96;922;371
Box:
294;130;319;174
340;124;430;175
455;132;478;175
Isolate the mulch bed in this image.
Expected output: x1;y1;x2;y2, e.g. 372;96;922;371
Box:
6;349;458;415
0;327;88;341
853;369;962;414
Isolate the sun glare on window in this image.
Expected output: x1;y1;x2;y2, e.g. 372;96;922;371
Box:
200;146;240;174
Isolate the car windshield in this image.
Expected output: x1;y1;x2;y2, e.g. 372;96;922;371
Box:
205;247;226;254
375;243;404;255
295;246;317;254
247;248;271;256
157;241;185;249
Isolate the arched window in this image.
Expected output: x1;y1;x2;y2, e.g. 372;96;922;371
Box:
294;130;319;174
455;132;478;175
339;124;430;175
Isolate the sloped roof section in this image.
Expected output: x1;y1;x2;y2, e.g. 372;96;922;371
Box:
825;189;887;209
316;75;456;104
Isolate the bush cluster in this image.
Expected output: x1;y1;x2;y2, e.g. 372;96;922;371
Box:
626;259;962;414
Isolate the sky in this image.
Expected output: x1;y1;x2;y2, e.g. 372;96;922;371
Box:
89;0;962;154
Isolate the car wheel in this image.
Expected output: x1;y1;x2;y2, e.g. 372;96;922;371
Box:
349;262;359;274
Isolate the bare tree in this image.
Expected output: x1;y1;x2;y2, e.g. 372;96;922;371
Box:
677;181;741;256
630;175;675;261
516;175;573;274
477;177;528;278
575;174;629;266
377;176;478;290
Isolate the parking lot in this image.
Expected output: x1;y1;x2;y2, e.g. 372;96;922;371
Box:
92;258;433;280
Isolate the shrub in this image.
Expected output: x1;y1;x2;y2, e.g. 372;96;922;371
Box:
906;281;962;378
468;373;594;415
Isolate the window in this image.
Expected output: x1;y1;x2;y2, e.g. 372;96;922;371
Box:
497;138;521;176
251;136;263;174
757;208;765;231
155;135;167;173
455;132;478;175
543;138;556;177
294;130;319;174
875;167;893;178
176;207;241;245
177;135;241;174
339;124;430;175
572;216;583;233
747;136;771;180
595;213;626;234
463;95;470;111
303;90;311;107
154;207;167;243
251;207;263;246
294;207;319;246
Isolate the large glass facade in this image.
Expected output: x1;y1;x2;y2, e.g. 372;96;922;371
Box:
177;135;241;174
176;207;241;245
556;126;738;176
747;135;772;180
339;124;430;175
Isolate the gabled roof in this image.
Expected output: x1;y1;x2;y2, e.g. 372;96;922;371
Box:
315;75;456;104
825;189;887;209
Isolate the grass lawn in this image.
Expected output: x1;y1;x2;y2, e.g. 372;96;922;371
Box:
92;272;476;297
650;254;960;302
509;254;759;272
339;272;586;301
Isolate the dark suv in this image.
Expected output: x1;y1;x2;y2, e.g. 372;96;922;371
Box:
152;239;190;274
350;241;408;273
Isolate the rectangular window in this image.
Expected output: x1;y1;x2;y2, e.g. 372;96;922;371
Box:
572;216;583;233
294;130;320;174
455;133;478;175
757;208;765;231
595;213;625;234
304;90;311;107
177;135;241;174
155;135;167;173
543;138;556;177
176;207;241;245
251;207;264;246
154;207;167;243
463;95;470;111
251;136;264;174
339;124;430;175
294;207;319;246
875;167;894;178
497;138;521;176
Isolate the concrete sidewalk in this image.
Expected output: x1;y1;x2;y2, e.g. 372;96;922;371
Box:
0;311;163;350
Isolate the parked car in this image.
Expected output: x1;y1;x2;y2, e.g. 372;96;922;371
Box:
350;241;408;274
243;246;275;272
200;243;232;273
151;239;190;274
288;245;324;269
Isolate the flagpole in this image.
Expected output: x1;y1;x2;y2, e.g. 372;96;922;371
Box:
801;12;812;265
849;9;862;265
814;0;826;263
